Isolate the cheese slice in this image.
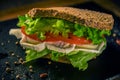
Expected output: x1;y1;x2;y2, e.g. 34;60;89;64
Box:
75;42;105;53
76;44;98;49
9;29;22;39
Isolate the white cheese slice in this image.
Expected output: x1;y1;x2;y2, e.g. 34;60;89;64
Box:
9;29;22;39
76;44;98;49
74;42;105;53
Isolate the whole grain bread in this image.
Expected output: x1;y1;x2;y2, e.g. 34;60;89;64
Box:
28;7;114;30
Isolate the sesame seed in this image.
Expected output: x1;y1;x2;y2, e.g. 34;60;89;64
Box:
29;65;33;69
112;33;116;37
5;61;9;66
48;61;52;64
16;74;20;79
8;40;10;43
15;41;19;45
29;69;34;73
11;53;15;56
14;61;19;66
21;61;26;65
6;67;11;73
19;58;23;63
1;42;4;46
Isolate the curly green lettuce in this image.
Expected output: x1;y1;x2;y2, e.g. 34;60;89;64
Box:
25;48;99;70
73;24;110;44
17;14;110;44
67;51;97;70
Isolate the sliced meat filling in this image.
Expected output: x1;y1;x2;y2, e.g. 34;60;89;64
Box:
9;29;105;54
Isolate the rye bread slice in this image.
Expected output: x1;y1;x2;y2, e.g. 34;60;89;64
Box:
28;7;114;30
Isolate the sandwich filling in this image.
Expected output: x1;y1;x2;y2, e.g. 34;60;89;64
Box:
10;14;111;70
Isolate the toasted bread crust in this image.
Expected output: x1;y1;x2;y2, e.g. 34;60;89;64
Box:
28;7;114;30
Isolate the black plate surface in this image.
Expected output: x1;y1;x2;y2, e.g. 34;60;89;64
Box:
0;2;120;80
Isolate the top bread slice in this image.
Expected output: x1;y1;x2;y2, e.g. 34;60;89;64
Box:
28;7;114;30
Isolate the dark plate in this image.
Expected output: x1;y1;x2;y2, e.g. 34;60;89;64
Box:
0;2;120;80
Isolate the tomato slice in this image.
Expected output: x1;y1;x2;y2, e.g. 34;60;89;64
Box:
21;27;41;41
21;26;91;44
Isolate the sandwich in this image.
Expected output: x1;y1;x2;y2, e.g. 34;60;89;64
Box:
9;7;114;70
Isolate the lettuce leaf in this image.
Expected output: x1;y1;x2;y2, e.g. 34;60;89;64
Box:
25;48;49;62
51;50;65;61
17;14;111;44
50;20;71;37
25;48;99;70
73;23;110;44
17;15;73;40
67;51;97;70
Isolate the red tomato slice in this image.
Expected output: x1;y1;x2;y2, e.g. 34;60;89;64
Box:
21;27;41;41
21;27;91;44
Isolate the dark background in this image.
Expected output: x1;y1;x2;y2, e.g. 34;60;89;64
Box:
0;0;120;80
1;0;120;21
0;0;120;10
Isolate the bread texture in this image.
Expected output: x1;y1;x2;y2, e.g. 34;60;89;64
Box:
28;7;114;30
